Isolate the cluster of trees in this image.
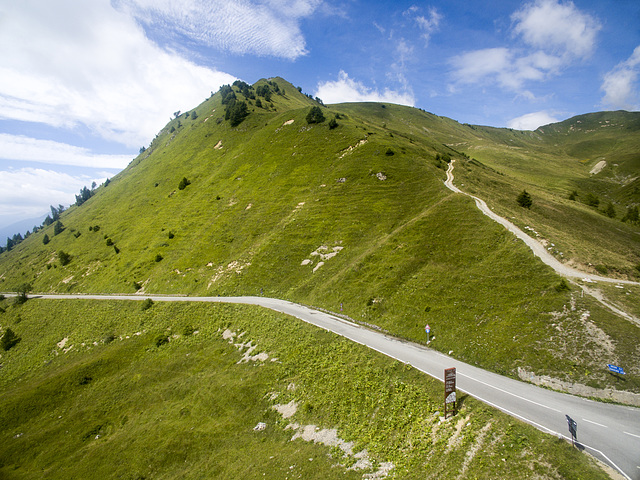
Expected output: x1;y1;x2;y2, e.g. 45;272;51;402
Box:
2;177;111;255
568;189;639;223
218;84;250;127
296;85;323;105
1;204;67;253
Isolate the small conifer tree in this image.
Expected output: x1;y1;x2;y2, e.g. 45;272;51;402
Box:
1;327;20;351
306;106;325;124
517;190;533;208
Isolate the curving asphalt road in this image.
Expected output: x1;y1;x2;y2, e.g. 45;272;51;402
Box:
27;293;640;479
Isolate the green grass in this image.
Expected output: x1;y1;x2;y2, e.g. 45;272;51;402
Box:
0;299;611;479
0;79;638;396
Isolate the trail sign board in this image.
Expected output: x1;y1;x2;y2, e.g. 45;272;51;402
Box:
425;324;430;333
607;364;625;375
444;367;456;418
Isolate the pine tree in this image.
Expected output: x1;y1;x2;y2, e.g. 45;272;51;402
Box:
517;190;533;208
1;327;20;351
306;106;325;124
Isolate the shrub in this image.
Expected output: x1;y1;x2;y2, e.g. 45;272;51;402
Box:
155;335;169;347
141;298;153;311
594;264;608;275
554;279;571;292
114;246;120;254
604;202;616;218
106;238;113;246
568;190;578;201
53;220;64;236
385;148;395;156
168;231;174;239
43;233;50;245
183;325;196;336
58;250;71;266
1;327;20;351
517;190;532;208
133;281;142;291
622;206;639;224
154;253;163;262
328;117;338;129
306;106;325;124
178;177;191;190
584;193;599;208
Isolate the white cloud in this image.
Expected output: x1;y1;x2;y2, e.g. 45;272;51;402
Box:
116;0;322;60
512;0;600;59
449;0;599;96
450;48;561;90
0;168;106;222
0;0;236;148
450;48;513;83
315;71;415;106
0;134;133;169
507;111;560;130
410;6;442;45
601;45;640;110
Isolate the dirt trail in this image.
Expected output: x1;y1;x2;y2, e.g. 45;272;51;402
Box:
444;161;639;323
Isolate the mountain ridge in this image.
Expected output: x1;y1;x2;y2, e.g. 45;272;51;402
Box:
1;77;638;394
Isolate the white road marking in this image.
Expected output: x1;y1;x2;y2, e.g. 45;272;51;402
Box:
582;418;608;428
624;431;640;439
458;372;561;412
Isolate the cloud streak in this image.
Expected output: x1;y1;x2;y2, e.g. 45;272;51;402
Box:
0;0;236;148
116;0;323;60
0;134;133;169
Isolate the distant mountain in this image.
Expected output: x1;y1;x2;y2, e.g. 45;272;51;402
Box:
0;214;47;243
0;77;638;393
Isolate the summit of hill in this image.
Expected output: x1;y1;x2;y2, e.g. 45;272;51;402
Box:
1;76;639;394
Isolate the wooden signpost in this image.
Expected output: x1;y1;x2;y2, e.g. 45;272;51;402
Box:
444;367;456;418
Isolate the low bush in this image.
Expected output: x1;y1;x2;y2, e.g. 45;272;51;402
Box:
1;327;20;351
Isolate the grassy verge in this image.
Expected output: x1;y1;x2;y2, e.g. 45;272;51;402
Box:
0;299;612;479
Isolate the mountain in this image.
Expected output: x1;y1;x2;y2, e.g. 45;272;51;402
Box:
0;77;638;392
0;214;47;243
0;77;636;479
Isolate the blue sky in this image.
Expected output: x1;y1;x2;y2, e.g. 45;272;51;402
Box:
0;0;639;233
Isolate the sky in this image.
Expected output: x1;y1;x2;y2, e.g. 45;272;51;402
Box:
0;0;639;234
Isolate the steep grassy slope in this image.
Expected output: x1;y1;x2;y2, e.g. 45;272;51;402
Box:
0;79;638;395
0;298;611;479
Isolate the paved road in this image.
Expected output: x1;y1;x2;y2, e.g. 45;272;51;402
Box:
28;293;640;479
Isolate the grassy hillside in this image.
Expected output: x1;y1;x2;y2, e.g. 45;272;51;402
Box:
446;111;640;278
0;78;638;396
0;297;611;479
